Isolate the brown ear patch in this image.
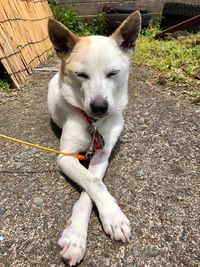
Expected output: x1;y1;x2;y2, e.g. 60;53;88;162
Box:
48;18;79;56
112;11;141;50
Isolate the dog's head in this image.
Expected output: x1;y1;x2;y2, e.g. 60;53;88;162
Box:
48;12;141;119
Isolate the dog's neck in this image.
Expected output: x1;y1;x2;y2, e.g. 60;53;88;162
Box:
82;111;98;124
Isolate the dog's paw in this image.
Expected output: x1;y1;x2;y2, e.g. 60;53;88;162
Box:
99;200;131;243
58;221;87;266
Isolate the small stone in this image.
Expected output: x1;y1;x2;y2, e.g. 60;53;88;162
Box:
0;235;4;241
119;257;126;265
104;258;110;266
0;199;7;206
158;75;167;85
9;92;17;97
165;234;173;242
24;181;36;193
14;162;25;169
0;208;6;217
137;169;148;178
138;169;145;176
42;186;50;192
130;227;136;240
168;91;176;96
32;196;44;206
145;247;159;258
133;249;140;257
59;211;67;220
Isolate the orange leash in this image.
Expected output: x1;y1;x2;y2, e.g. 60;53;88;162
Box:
0;133;86;161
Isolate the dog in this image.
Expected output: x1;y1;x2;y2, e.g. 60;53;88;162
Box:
48;11;141;266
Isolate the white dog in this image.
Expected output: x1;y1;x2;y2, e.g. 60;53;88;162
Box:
48;11;141;266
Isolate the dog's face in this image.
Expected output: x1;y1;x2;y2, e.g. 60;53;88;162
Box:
48;12;141;119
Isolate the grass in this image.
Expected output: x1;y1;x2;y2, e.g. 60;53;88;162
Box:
133;23;200;102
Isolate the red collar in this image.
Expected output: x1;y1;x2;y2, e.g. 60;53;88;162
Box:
83;112;97;124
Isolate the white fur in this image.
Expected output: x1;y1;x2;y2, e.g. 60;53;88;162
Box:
48;33;135;266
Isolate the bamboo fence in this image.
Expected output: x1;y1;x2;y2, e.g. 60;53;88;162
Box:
0;0;53;88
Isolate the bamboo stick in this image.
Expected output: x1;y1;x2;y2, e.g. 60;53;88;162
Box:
0;0;53;88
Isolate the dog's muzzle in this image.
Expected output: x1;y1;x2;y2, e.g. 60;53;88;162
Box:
90;95;108;118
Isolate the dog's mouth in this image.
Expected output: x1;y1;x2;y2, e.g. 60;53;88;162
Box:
84;110;109;121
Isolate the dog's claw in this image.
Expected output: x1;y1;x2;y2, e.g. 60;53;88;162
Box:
58;223;87;266
99;199;131;243
121;224;131;242
60;242;70;255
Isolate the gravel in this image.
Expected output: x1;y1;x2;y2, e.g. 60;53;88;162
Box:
0;56;199;267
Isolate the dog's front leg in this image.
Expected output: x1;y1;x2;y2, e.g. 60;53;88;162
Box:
58;151;103;266
58;116;130;265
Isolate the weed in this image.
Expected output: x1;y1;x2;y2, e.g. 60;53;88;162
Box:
134;22;200;85
0;79;11;93
49;1;105;35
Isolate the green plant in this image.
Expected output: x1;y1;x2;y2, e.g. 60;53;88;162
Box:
134;21;200;85
0;79;11;93
92;12;105;35
49;1;105;35
141;18;160;39
183;88;200;103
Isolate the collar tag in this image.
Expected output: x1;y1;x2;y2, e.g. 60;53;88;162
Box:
86;124;105;160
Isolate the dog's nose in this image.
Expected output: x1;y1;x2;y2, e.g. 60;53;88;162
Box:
90;96;108;117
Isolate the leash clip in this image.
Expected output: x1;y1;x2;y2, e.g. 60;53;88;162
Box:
86;125;97;160
86;123;105;160
85;149;94;161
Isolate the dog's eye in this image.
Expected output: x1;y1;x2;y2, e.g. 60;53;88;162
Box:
106;70;119;78
75;72;89;79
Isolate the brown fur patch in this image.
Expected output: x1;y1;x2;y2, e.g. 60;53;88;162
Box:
48;18;80;56
112;11;141;50
60;37;92;76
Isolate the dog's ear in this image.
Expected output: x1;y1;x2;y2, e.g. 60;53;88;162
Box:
112;11;141;51
48;18;79;57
